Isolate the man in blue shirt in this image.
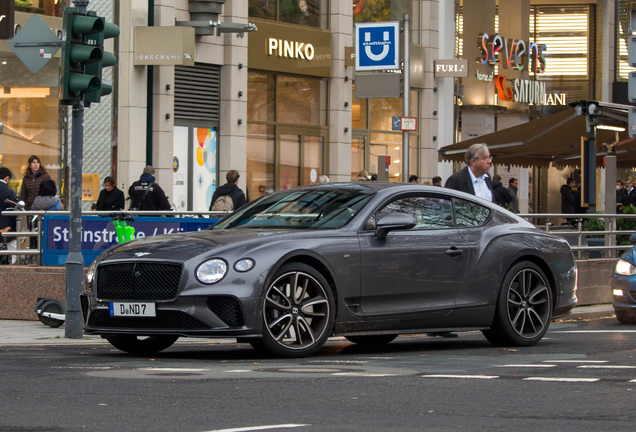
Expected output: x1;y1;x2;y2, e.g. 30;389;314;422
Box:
444;143;494;202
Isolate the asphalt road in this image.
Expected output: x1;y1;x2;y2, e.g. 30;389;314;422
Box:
1;317;635;432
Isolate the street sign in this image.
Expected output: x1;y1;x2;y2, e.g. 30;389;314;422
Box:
400;117;417;131
434;59;469;78
8;14;61;74
392;116;401;131
355;22;400;71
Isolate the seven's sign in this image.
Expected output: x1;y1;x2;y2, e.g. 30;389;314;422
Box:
355;22;400;71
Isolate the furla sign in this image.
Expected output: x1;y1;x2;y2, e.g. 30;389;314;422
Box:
434;59;469;78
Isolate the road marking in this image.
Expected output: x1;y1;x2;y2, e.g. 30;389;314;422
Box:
309;360;367;364
422;375;499;379
331;372;398;377
204;424;309;432
497;364;556;368
224;370;252;373
52;366;113;370
542;360;608;363
137;368;209;372
577;365;636;369
523;377;600;382
629;379;636;382
553;330;636;333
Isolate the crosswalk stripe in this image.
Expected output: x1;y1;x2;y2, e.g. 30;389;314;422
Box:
523;377;600;382
542;360;607;363
422;375;499;379
578;365;636;369
497;364;555;368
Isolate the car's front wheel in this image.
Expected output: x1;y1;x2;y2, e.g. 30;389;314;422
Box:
482;261;552;347
615;309;636;324
105;335;179;355
260;263;335;358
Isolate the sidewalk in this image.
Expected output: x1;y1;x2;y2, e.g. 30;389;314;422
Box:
0;304;617;346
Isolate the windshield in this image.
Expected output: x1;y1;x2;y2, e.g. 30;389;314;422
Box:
212;188;375;230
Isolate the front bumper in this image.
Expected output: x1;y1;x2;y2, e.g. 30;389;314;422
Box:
81;293;263;338
611;273;636;312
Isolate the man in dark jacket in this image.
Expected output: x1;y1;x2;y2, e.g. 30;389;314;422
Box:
0;167;19;264
561;178;576;214
209;170;246;212
96;176;125;211
128;166;171;211
492;175;512;209
445;143;494;202
622;179;636;208
507;178;519;213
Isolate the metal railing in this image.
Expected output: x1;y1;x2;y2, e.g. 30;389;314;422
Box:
0;210;229;265
2;210;634;264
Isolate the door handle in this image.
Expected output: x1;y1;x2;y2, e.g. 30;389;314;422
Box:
445;247;463;257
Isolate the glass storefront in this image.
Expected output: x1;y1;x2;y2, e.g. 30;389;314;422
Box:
247;71;328;200
248;0;329;29
617;0;636;81
352;88;419;181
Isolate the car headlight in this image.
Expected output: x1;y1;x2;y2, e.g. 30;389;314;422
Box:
196;259;227;284
85;259;98;289
615;259;636;276
234;258;255;272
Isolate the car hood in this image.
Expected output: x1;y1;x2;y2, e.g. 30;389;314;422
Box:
619;247;636;266
99;228;316;262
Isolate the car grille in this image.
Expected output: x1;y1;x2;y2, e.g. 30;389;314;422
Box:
207;296;245;328
88;309;209;330
80;295;89;324
96;263;182;300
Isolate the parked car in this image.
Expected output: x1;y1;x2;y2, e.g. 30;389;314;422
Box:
610;234;636;324
81;183;578;357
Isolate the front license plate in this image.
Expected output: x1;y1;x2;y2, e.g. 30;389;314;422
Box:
109;302;156;317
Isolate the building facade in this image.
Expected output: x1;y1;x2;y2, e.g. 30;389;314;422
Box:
0;0;631;214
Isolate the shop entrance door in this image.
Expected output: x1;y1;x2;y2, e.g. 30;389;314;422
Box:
276;127;327;190
351;134;367;180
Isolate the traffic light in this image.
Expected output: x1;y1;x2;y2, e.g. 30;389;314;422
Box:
84;18;120;106
60;8;104;105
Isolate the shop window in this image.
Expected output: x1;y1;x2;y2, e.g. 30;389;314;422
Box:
248;71;276;122
276;75;327;126
280;134;301;190
352;88;367;129
247;124;275;201
249;0;329;29
617;1;636;80
303;136;324;185
14;0;62;17
369;97;402;131
370;133;402;181
351;137;365;179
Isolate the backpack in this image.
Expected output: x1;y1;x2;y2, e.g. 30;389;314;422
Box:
211;195;234;212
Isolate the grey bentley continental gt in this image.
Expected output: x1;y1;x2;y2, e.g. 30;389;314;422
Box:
81;183;578;357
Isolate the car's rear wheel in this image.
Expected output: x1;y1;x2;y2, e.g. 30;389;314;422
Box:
482;261;552;347
105;335;179;355
344;335;398;345
615;309;636;324
260;263;335;358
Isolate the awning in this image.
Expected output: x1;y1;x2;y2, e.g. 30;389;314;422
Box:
438;102;636;168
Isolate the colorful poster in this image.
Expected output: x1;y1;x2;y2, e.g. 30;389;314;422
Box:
192;127;217;212
173;126;189;211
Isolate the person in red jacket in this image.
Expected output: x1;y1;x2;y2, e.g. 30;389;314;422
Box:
19;155;52;210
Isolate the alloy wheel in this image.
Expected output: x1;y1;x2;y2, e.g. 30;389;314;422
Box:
506;268;551;339
263;271;331;351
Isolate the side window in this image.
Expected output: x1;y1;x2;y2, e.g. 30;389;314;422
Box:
454;198;491;227
370;196;454;230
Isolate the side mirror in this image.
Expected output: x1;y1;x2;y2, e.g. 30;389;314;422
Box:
375;212;416;239
630;233;636;244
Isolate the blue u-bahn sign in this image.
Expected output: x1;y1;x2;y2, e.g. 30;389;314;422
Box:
355;22;400;71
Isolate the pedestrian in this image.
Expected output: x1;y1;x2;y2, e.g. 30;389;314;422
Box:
507;177;519;213
617;180;626;210
409;175;419;184
370;174;378;181
19;155;51;210
622;179;636;208
31;180;64;211
432;176;442;186
209;170;246;212
128;166;171;211
444;143;494;202
96;176;125;211
0;167;18;264
352;170;369;181
422;180;432;185
561;178;576;216
492;175;512;209
318;175;330;184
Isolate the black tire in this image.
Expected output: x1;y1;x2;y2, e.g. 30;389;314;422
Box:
615;309;636;325
344;335;398;345
38;315;64;328
105;335;179;355
260;262;335;358
482;261;553;347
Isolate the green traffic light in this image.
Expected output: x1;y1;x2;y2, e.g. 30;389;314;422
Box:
71;15;104;38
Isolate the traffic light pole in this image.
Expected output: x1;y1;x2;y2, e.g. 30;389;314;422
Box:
65;100;85;339
402;14;410;183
